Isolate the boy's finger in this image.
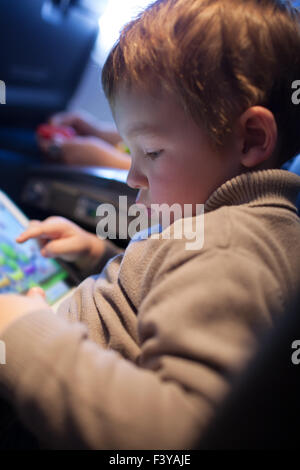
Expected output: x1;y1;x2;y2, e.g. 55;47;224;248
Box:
16;223;60;243
27;220;41;228
41;238;74;257
16;225;45;242
26;287;46;299
17;221;42;241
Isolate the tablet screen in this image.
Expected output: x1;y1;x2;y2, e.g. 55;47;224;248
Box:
0;201;71;304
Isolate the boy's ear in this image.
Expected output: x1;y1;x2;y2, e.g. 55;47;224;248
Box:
237;106;277;168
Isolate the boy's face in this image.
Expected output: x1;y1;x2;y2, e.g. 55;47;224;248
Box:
114;86;242;217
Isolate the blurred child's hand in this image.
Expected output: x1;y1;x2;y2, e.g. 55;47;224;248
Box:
49;110;104;137
37;135;131;169
16;217;105;263
0;288;51;335
48;110;122;146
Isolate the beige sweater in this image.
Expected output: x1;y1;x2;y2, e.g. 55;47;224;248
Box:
0;169;300;449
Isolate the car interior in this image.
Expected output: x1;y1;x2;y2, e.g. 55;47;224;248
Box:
0;0;299;450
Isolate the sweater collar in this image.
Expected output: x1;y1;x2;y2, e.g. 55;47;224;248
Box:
204;169;300;214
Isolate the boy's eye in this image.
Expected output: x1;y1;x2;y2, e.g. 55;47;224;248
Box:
144;150;163;158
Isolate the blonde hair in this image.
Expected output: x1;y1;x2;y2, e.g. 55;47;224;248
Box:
102;0;300;165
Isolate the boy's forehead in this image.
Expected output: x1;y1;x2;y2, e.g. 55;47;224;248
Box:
114;85;162;114
113;86;189;136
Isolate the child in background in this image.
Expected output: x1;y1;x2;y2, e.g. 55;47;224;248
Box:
0;0;300;449
37;110;131;168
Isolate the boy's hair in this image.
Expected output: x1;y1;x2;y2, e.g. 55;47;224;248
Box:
102;0;300;166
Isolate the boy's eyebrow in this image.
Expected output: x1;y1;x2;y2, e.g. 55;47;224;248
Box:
126;123;161;137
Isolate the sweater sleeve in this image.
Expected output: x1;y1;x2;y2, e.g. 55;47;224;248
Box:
0;247;281;450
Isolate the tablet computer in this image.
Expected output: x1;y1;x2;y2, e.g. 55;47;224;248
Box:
0;190;75;310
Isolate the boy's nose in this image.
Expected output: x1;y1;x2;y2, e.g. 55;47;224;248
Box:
126;163;148;190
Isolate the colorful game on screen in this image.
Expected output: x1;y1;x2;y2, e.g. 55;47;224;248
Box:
0;202;70;304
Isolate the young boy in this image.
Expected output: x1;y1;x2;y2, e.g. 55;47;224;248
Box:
1;0;300;449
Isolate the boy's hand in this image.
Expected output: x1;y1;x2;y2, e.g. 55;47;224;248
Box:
0;288;51;335
16;217;105;263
